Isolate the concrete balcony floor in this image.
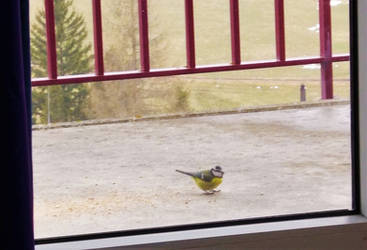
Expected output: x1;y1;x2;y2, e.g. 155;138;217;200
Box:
32;103;352;238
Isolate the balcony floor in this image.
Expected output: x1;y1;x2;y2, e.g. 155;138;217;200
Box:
33;103;352;238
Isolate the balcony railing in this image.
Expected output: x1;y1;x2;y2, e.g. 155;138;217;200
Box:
31;0;350;100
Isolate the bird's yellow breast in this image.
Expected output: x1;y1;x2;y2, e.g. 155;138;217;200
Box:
193;176;222;191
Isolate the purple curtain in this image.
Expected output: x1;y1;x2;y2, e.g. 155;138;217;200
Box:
1;0;34;249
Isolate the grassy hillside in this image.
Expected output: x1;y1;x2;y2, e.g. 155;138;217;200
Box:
30;0;350;119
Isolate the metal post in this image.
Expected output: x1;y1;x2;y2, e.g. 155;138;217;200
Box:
44;0;57;79
185;0;196;69
274;0;285;61
300;84;306;102
319;0;333;99
230;0;241;65
138;0;150;72
92;0;104;76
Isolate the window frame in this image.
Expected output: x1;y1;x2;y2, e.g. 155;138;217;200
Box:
35;0;366;248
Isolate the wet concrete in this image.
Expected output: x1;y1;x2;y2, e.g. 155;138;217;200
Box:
33;104;352;238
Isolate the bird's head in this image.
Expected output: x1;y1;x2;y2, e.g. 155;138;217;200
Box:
211;166;224;178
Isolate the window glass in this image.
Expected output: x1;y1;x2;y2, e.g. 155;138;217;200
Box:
284;0;320;58
31;0;352;238
194;0;231;65
148;0;186;69
239;0;276;61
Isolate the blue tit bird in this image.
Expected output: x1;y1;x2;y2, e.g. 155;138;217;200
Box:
176;166;224;194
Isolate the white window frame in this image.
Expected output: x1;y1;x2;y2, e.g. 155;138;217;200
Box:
35;0;367;249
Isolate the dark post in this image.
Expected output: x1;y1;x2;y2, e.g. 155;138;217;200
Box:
300;84;306;102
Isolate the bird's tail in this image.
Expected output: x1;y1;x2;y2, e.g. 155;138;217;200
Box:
176;169;195;177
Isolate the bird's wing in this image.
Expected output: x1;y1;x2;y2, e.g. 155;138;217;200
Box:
193;170;214;182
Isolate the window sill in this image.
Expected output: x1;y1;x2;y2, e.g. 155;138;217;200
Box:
36;215;367;250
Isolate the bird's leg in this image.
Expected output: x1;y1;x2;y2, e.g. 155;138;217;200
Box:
203;190;215;195
213;189;221;193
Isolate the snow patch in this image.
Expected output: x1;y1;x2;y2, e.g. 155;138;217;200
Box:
330;0;342;7
303;64;321;70
308;24;319;33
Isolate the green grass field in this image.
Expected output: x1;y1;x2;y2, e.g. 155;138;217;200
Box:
130;76;349;115
30;0;350;119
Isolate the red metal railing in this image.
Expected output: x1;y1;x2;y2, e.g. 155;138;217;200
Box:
44;0;57;80
319;0;334;99
185;0;196;69
33;0;349;100
230;0;241;65
92;0;104;76
274;0;286;62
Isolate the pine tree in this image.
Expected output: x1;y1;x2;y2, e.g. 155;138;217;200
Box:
31;0;92;124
